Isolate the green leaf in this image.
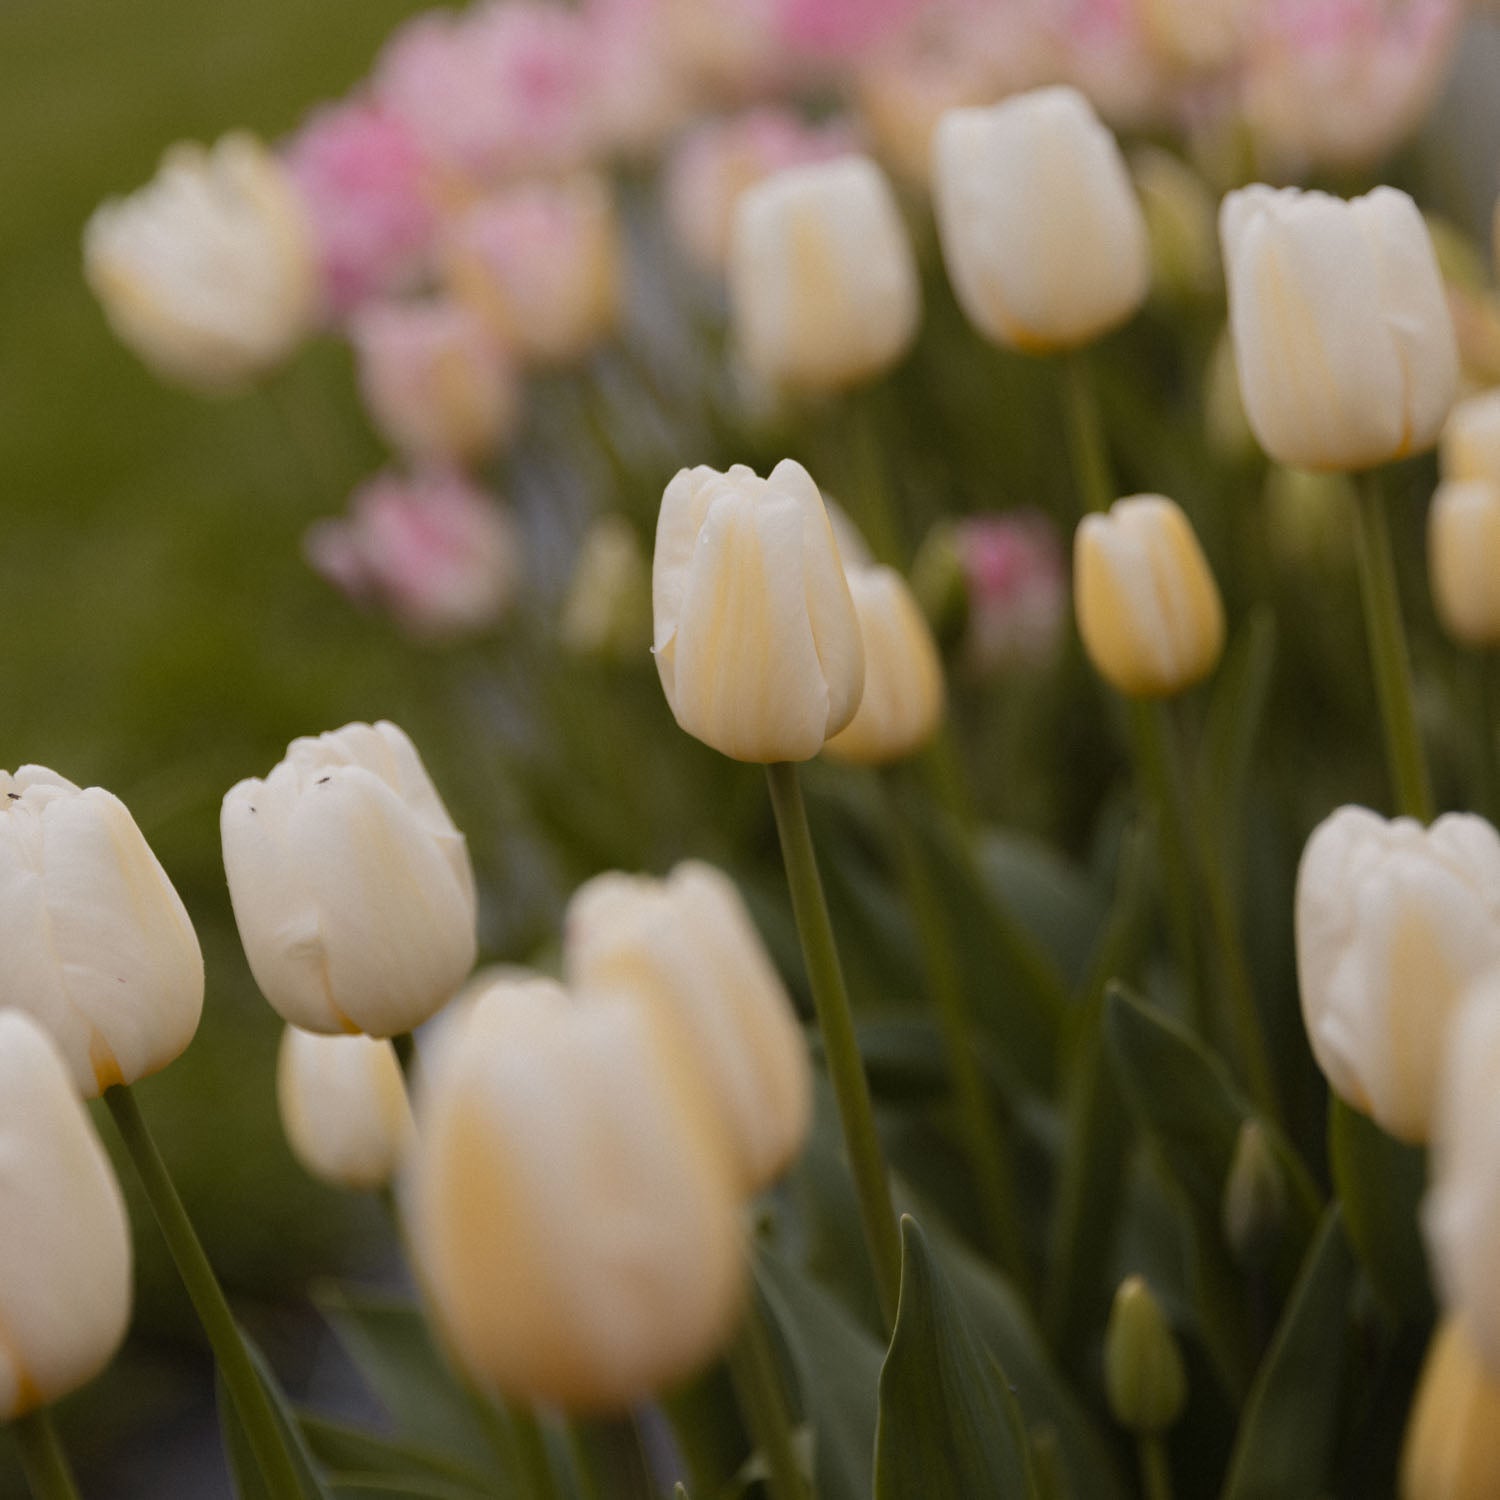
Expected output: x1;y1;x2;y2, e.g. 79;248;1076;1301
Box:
1220;1206;1355;1500
874;1218;1038;1500
327;1482;500;1499
299;1415;495;1494
217;1333;333;1500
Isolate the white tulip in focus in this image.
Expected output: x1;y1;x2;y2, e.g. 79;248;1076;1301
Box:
221;721;477;1038
1295;807;1500;1144
931;87;1151;353
1219;185;1459;471
277;1026;412;1191
404;976;745;1410
564;861;811;1193
652;460;865;763
1429;480;1500;649
729;154;920;392
823;564;945;765
83;133;317;391
0;767;203;1098
1441;389;1500;487
0;1011;132;1419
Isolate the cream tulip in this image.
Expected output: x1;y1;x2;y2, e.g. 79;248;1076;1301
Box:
0;1011;132;1419
1219;184;1459;472
564;861;811;1193
931;87;1151;354
1402;1317;1500;1500
1441;389;1500;487
221;721;477;1038
404;976;744;1410
1295;807;1500;1144
1074;496;1225;699
652;459;865;763
83;133;316;391
823;564;945;765
0;767;203;1098
1429;480;1500;648
728;154;920;392
277;1026;412;1191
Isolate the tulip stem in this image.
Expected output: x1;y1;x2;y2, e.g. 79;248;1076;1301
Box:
1061;351;1115;517
728;1301;810;1500
765;762;903;1331
10;1410;81;1500
103;1085;307;1500
1467;650;1499;822
1139;1435;1174;1500
511;1409;564;1500
1352;473;1434;822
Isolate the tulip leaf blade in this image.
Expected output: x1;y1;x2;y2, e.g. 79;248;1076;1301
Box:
299;1415;496;1494
217;1331;334;1500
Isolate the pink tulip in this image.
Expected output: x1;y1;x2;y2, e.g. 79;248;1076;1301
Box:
773;0;928;59
956;512;1067;672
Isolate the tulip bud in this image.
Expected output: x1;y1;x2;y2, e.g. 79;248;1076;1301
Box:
931;87;1150;354
1295;807;1500;1144
1222;1119;1286;1269
652;459;865;763
559;514;652;662
823;564;945;765
404;976;745;1410
83;134;316;391
0;767;203;1098
1104;1277;1186;1435
1402;1317;1500;1500
1429;480;1500;649
0;1011;132;1419
1074;496;1225;699
221;720;477;1038
1441;390;1500;487
277;1026;411;1191
1219;184;1459;472
728;154;920;392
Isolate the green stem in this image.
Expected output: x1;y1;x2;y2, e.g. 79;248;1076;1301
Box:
511;1408;564;1500
1139;1435;1174;1500
1352;472;1434;822
765;762;902;1331
1468;650;1499;822
103;1085;305;1499
1060;351;1115;518
727;1301;810;1500
881;773;1030;1292
10;1410;80;1500
839;389;905;566
569;1415;655;1500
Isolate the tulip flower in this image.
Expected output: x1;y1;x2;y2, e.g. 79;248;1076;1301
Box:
931;87;1151;354
277;1026;411;1191
1074;496;1225;700
1442;390;1500;487
83;133;317;391
404;976;744;1410
0;766;203;1098
564;860;811;1193
652;459;866;763
0;1011;132;1420
1403;1316;1500;1500
728;154;920;392
1429;481;1500;649
221;720;477;1038
1295;807;1500;1144
1219;184;1458;472
1104;1277;1186;1436
559;514;652;661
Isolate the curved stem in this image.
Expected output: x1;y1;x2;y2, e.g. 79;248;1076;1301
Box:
765;762;902;1331
11;1410;80;1500
727;1300;809;1500
103;1085;306;1499
1061;351;1115;518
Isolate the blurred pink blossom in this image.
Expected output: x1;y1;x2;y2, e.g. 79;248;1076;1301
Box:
1049;0;1181;126
283;99;436;317
306;470;521;639
586;0;695;156
773;0;928;59
956;511;1067;672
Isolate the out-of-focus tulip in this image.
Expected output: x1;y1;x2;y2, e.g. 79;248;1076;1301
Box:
0;1012;132;1420
1403;1317;1500;1500
83;134;317;391
565;860;811;1192
351;300;520;465
1295;807;1500;1144
222;721;477;1039
0;767;203;1098
1074;496;1224;699
1222;1119;1286;1270
305;470;521;641
1204;325;1256;462
282;100;436;317
773;0;925;60
1219;185;1458;472
1140;0;1248;72
1429;481;1500;649
444;175;622;366
823;564;945;765
559;514;652;661
659;0;781;99
1442;390;1500;487
404;976;744;1410
585;0;694;159
931;86;1150;354
949;512;1068;674
1132;147;1219;304
1426;218;1500;395
1104;1277;1186;1436
652;459;865;762
277;1026;411;1191
728;154;920;392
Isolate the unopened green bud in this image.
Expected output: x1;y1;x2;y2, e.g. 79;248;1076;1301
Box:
910;521;967;645
1222;1119;1287;1269
1105;1277;1187;1435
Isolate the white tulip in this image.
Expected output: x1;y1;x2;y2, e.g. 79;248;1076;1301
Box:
1402;1315;1500;1500
0;767;203;1098
931;87;1151;353
1295;807;1500;1143
83;133;316;391
0;1011;132;1418
652;460;865;763
1429;480;1500;649
1441;389;1500;488
1220;184;1458;471
221;721;477;1038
